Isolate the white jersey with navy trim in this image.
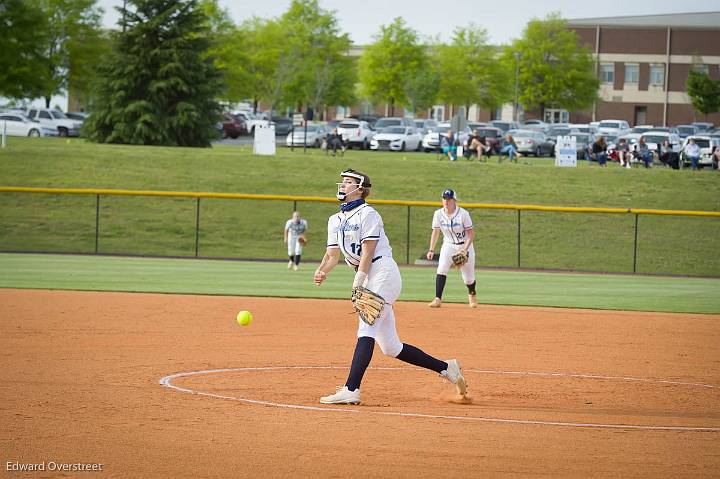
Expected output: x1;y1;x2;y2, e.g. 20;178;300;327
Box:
326;203;393;268
285;219;307;236
432;206;473;245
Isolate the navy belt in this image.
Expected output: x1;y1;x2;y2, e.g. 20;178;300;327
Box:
353;256;383;272
453;241;465;245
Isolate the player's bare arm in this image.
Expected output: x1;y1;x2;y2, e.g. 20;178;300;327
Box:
314;248;340;285
352;239;378;288
461;227;475;254
426;228;441;260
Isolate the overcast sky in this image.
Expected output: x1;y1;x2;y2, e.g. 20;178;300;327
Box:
97;0;719;45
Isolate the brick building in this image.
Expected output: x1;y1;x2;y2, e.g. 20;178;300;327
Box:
566;11;720;127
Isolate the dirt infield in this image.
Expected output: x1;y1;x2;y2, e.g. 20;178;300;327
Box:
2;289;719;478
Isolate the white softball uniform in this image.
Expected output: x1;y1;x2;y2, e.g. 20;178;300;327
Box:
326;203;403;357
432;206;476;283
285;218;308;256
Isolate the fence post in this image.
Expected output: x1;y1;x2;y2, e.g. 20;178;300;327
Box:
517;209;521;268
194;197;201;258
94;194;100;254
406;205;411;265
293;200;297;212
632;213;639;273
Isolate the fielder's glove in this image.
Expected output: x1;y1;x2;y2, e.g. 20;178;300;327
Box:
351;286;385;325
451;250;469;266
298;235;307;246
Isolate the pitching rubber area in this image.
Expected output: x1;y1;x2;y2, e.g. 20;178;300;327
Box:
2;289;719;477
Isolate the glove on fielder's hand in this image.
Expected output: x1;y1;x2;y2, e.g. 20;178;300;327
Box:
451;250;469;266
351;286;385;325
298;235;307;246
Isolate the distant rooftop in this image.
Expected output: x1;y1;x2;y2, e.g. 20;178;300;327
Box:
568;11;720;29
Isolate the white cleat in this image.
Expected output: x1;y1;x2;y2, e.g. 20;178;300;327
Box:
468;293;477;308
428;297;442;308
287;260;293;269
292;264;299;271
442;359;468;396
320;386;361;405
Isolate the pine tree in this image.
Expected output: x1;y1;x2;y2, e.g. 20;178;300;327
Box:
86;0;222;147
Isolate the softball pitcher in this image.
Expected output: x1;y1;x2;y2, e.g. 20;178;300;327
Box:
313;169;467;405
426;189;477;308
284;211;307;271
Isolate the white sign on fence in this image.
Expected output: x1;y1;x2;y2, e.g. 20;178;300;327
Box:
253;124;276;156
555;136;577;167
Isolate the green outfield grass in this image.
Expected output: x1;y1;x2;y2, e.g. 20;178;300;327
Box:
0;137;719;276
1;253;718;314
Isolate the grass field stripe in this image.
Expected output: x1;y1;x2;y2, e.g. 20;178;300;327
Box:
159;367;720;432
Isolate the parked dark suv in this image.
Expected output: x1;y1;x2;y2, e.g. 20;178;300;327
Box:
271;117;294;136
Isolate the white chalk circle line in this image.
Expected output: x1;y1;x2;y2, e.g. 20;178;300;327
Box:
159;366;720;432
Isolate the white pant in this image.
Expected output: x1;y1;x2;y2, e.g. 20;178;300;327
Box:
436;242;476;285
287;235;303;256
356;256;403;357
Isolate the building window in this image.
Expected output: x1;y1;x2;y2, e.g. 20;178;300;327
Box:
624;64;639;84
691;64;709;75
544;109;569;124
649;64;665;86
599;63;614;83
431;105;445;122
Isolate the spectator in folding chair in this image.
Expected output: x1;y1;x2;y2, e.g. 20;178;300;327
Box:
499;134;521;163
464;129;489;161
326;128;345;157
441;131;458;161
684;138;701;170
634;136;653;168
712;145;720;170
587;136;608;167
616;138;631;168
659;140;680;170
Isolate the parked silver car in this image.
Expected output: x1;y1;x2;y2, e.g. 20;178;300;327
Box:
286;124;329;148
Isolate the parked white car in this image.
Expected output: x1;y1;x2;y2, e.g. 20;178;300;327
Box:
26;108;82;137
421;123;471;152
233;111;269;135
680;136;719;168
0;113;56;137
336;119;375;150
640;131;682;152
370;126;423;151
286;124;329;147
597;119;630;136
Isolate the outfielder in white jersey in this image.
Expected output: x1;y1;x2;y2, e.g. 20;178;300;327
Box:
313;169;467;405
426;189;477;308
284;211;307;271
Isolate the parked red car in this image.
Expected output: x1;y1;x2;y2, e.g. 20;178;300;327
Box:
222;114;247;139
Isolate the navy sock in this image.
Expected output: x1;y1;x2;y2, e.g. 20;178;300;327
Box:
435;274;447;298
395;343;446;374
345;337;375;391
288;255;294;262
467;281;476;295
294;254;301;265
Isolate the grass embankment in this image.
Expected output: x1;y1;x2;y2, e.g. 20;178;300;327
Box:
0;137;718;276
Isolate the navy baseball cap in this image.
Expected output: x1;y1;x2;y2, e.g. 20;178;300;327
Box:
442;189;458;200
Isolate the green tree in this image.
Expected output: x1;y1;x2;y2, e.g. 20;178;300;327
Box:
359;18;425;116
30;0;104;107
199;0;248;104
279;0;355;117
505;13;598;119
686;70;720;117
436;26;511;117
85;0;222;146
0;0;49;99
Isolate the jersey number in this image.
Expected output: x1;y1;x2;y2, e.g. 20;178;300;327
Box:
350;242;362;256
456;231;466;240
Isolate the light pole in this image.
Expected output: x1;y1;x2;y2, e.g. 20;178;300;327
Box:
514;52;521;123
